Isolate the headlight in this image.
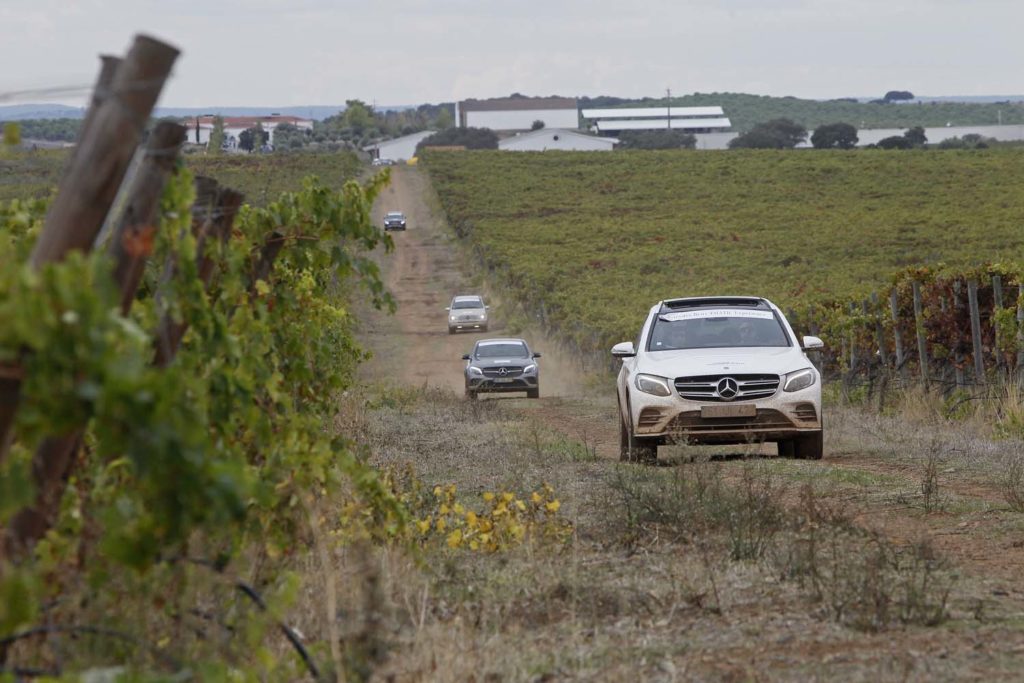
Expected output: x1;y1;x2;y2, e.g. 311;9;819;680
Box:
523;363;537;374
783;368;816;392
478;314;487;320
468;366;483;376
449;315;457;322
635;373;672;397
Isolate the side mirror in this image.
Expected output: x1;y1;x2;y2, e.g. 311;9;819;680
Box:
445;307;450;311
611;341;636;358
485;305;490;309
533;352;542;358
461;354;471;360
802;335;824;350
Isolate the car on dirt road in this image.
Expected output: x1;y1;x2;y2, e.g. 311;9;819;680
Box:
612;296;824;462
383;211;407;231
463;338;541;399
446;295;489;333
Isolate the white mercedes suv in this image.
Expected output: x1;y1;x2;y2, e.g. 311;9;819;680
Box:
612;296;824;462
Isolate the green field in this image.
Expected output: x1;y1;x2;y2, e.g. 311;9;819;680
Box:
0;149;361;204
424;149;1024;349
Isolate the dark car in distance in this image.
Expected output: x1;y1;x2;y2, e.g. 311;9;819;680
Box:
384;211;407;231
463;338;541;400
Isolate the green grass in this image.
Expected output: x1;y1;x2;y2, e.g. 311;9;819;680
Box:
0;149;362;205
424;149;1024;350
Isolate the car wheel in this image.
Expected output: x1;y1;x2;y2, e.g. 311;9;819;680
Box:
777;440;795;457
527;387;539;399
448;328;455;335
793;431;824;460
465;388;477;400
619;401;658;464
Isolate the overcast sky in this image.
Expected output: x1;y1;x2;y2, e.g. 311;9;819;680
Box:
2;0;1022;108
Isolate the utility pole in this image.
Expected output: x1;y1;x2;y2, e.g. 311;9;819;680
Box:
666;87;671;130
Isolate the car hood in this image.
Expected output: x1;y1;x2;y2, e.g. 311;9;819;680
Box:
637;346;810;378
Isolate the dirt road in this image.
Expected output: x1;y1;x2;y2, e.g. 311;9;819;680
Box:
362;165;604;403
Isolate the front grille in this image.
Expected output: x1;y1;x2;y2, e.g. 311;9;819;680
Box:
668;409;795;434
482;366;523;378
674;374;780;402
457;315;478;321
794;402;817;422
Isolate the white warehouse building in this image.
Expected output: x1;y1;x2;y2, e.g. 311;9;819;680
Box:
581;106;731;135
499;128;617;152
457;97;579;131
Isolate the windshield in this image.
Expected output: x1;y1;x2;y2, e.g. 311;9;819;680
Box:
476;342;528;358
647;309;790;350
452;299;483;309
386;212;403;219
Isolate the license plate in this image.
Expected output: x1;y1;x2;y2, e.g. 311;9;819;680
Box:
701;404;756;419
493;378;514;383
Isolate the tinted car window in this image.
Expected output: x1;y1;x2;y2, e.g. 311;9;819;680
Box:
452;299;483;310
648;309;789;350
476;342;528;358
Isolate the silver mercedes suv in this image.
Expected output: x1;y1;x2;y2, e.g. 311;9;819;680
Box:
447;295;489;334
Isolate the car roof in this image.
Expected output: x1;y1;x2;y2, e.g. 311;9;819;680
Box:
453;295;483;302
385;211;404;216
658;296;772;313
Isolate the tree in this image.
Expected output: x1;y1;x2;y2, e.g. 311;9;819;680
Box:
876;135;912;150
810;122;858;149
434;108;453;130
617;130;696;150
415;127;499;153
883;90;915;102
2;122;21;150
903;126;927;147
341;99;374;135
208;116;225;154
729;118;807;149
531;119;545;131
238;124;269;152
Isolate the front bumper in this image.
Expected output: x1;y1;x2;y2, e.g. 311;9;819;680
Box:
449;320;487;332
467;375;538;393
630;385;821;444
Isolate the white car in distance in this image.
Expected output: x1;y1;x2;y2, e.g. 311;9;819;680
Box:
613;296;824;462
446;295;489;334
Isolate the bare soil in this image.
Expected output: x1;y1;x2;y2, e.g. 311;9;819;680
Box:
349;165;1024;681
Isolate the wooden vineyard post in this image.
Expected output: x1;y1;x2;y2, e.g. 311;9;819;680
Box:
1017;285;1024;379
0;35;179;464
109;121;187;312
993;276;1005;377
890;288;907;382
967;280;985;384
847;301;858;384
953;281;965;388
912;281;929;390
869;294;888;368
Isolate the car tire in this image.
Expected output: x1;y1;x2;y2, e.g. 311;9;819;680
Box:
793;431;824;460
527;387;539;399
448;328;456;335
465;388;477;400
619;401;658;464
777;440;796;457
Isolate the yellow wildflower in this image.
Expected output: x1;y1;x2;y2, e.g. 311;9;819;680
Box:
502;492;515;502
447;529;463;548
433;485;442;497
439;503;450;515
545;500;561;513
515;499;526;511
453;502;465;515
466;511;478;527
483;492;495;502
417;518;431;534
531;491;543;504
436;518;447;532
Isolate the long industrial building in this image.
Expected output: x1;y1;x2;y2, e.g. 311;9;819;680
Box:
456;97;579;131
581;106;731;135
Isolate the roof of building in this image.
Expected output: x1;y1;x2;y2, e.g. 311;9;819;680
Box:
595;118;732;132
195;115;311;128
581;106;725;119
460;96;577;112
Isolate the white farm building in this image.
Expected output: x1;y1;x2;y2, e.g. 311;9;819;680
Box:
192;115;314;149
581;106;731;135
499;128;617;152
457;97;578;131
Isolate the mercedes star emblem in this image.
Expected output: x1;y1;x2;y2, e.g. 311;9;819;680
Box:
498;367;508;376
716;377;739;400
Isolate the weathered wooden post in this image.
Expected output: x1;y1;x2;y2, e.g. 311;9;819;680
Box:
912;281;929;389
967;280;985;384
1017;285;1024;379
993;275;1005;377
953;281;965;388
869;293;888;367
890;288;906;382
0;35;180;464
